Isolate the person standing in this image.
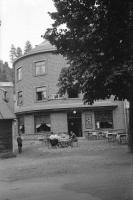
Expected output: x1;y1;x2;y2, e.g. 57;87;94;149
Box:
17;134;23;153
49;132;59;147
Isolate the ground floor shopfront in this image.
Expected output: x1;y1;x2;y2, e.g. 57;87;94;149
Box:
16;101;128;139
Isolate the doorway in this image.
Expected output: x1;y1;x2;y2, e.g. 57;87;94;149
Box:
0;120;12;152
67;110;82;137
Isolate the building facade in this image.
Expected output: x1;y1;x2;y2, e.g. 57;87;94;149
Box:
13;41;127;139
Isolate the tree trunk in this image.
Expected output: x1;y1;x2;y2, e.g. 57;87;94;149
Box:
128;99;133;153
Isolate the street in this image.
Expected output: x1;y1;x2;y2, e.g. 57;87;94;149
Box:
0;139;133;200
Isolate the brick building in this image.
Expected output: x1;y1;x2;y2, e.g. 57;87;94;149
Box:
13;41;127;139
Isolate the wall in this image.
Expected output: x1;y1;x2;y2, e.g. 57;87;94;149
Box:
15;53;68;109
113;101;126;132
12;120;18;153
51;112;68;133
24;114;35;135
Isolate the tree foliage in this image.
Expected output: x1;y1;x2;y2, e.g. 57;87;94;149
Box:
10;44;17;63
57;67;79;96
10;45;23;63
44;0;133;152
10;41;32;63
16;47;23;58
24;40;32;55
44;0;133;103
0;61;13;82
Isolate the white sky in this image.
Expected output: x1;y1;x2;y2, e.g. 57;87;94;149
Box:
0;0;56;67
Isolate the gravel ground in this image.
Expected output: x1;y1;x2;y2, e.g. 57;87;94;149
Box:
0;139;133;200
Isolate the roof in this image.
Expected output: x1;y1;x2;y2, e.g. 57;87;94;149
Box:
0;100;15;119
29;40;56;54
13;40;57;66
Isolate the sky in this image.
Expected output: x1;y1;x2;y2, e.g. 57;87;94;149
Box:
0;0;56;67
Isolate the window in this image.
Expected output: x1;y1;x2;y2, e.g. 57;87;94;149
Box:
17;91;23;105
17;67;22;81
34;114;51;133
35;61;46;76
18;116;25;134
67;88;78;98
36;86;47;101
94;110;113;129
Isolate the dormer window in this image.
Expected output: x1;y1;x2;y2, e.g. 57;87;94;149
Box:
35;61;46;76
17;67;22;81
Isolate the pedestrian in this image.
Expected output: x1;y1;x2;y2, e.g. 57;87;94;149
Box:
17;134;23;153
69;131;78;147
69;130;77;141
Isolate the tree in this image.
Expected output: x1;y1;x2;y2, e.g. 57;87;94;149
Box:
10;44;17;63
24;40;32;54
57;67;79;97
16;47;23;58
44;0;133;152
10;45;22;63
0;61;14;82
0;68;8;82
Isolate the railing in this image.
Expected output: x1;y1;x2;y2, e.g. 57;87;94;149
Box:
22;133;48;141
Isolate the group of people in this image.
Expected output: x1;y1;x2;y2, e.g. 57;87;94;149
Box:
49;131;77;147
16;130;77;153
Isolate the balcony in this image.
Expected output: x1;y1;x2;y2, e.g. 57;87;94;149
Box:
14;96;118;114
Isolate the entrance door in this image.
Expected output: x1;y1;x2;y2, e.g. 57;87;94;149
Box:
67;110;82;137
0;120;12;152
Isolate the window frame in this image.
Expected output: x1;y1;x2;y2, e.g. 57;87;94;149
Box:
18;115;25;134
34;113;51;133
67;88;79;98
17;67;22;81
36;86;47;102
17;91;23;106
94;110;113;129
34;60;46;76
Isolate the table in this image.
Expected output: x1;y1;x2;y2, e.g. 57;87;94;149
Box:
116;134;128;144
106;132;117;142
